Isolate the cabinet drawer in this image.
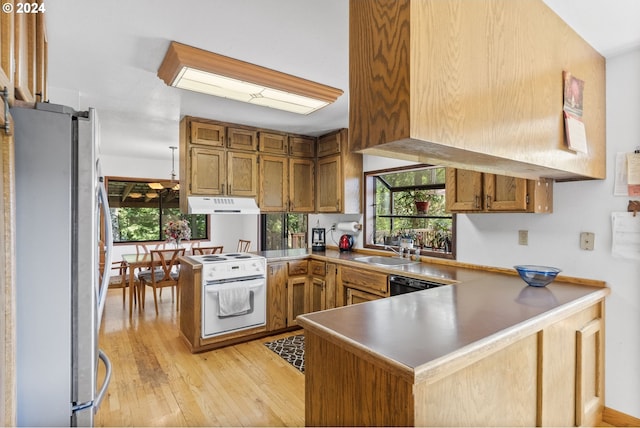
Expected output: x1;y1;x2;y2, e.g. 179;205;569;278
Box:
317;131;341;157
340;266;388;296
310;260;326;277
288;260;308;276
228;127;258;151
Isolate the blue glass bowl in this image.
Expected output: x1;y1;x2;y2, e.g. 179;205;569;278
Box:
514;265;562;287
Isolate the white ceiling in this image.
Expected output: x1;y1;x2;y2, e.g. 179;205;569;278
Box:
44;0;640;161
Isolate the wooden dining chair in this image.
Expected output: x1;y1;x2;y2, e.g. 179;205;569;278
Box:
193;246;224;255
135;243;150;255
237;239;251;252
101;260;139;307
138;248;185;315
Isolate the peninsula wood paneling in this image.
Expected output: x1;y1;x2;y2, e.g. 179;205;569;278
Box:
349;0;606;181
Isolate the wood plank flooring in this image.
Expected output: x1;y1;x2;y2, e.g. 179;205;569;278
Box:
96;288;305;427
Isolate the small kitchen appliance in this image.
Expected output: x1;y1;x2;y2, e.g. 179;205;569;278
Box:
339;234;354;252
312;227;326;252
190;252;267;338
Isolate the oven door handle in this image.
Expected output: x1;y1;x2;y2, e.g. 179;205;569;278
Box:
205;278;265;294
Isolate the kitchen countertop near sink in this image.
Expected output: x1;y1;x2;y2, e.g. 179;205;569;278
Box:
256;248;497;285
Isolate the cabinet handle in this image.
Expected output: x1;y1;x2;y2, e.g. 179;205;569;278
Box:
475;195;480;209
228;183;231;194
486;195;491;209
220;184;224;194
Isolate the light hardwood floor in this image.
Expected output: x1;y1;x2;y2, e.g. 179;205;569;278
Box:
96;288;305;427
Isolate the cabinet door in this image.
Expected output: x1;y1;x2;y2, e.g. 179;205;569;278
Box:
346;288;382;305
14;11;36;101
309;277;326;313
227;151;258;196
316;154;342;212
228;127;258;151
259;132;288;155
289;135;315;158
190;121;226;147
485;174;527;211
259;155;288;211
445;168;483;211
266;263;287;331
287;276;308;326
289;158;315;212
324;262;337;309
190;147;225;195
0;4;14;117
317;131;341;157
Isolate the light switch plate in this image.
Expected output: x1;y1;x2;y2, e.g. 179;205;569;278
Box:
518;230;528;245
580;232;595;250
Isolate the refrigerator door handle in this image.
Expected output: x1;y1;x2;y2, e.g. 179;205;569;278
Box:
71;349;112;414
94;349;112;411
97;177;112;325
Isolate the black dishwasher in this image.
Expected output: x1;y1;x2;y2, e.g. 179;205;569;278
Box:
389;274;447;296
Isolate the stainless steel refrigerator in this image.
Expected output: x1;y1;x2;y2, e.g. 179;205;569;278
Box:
12;103;112;426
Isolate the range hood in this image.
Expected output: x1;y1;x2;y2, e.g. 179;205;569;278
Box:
188;196;260;215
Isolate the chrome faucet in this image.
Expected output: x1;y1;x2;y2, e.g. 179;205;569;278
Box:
384;245;404;257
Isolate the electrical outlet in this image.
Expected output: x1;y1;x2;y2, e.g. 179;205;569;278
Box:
580;232;595;250
518;230;528;245
331;223;336;231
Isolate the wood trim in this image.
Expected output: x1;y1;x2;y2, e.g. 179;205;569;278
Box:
603;407;640;427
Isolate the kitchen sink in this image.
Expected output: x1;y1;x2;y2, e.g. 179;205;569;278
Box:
353;256;419;267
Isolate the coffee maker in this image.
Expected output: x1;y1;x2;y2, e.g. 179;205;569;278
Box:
311;227;326;252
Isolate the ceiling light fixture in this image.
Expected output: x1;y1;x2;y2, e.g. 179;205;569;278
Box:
148;146;180;191
157;41;343;115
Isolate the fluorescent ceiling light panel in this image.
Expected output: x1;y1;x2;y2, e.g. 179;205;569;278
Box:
157;41;343;115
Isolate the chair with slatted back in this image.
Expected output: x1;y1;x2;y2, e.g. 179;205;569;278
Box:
193;246;224;255
237;239;251;252
100;260;139;307
138;248;185;315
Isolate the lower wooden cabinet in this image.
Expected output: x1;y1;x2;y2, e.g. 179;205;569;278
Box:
337;265;389;306
266;262;287;331
287;275;308;326
346;287;383;305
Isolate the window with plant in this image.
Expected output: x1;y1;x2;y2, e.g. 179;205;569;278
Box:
364;165;455;258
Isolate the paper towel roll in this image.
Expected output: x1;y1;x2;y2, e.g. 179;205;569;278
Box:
336;222;362;232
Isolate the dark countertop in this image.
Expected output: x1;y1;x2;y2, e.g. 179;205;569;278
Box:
264;248;609;379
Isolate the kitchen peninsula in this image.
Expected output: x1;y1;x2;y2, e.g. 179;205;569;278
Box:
292;252;609;427
178;248;608;425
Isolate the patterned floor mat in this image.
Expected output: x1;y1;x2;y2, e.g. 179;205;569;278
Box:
264;334;305;373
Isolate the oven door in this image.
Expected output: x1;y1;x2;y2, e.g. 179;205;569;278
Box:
202;276;266;338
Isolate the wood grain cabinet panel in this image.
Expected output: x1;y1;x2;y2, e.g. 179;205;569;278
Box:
289;158;314;212
227;151;257;197
259;155;288;212
190;121;225;147
190;147;225;195
289;135;315;158
339;265;388;297
445;167;553;213
316;129;362;214
287;276;308;327
227;127;258;151
266;262;287;331
259;132;287;155
14;11;36;101
349;0;605;181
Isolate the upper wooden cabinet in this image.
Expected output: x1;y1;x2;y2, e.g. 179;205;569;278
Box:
316;129;362;214
259;155;288;212
349;0;605;181
289;135;315;158
445;168;553;213
289;158;314;212
259;132;287;155
190;121;225;147
180;117;259;211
